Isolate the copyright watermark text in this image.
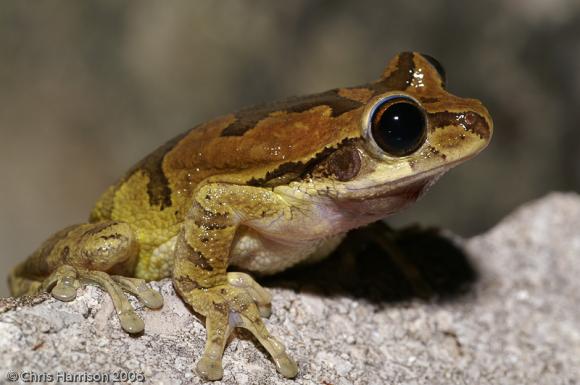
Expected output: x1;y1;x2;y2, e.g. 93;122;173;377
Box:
5;370;145;383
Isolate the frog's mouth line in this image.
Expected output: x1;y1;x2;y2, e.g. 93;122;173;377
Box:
338;178;437;216
341;140;492;202
339;158;463;202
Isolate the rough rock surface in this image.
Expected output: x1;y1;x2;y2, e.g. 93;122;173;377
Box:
1;192;579;385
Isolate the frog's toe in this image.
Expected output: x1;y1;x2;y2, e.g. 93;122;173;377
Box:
276;355;299;378
40;267;151;334
48;265;79;302
79;270;145;334
51;279;78;302
227;272;272;317
226;286;297;378
257;303;272;318
195;311;233;381
180;281;297;380
237;312;298;378
118;309;145;334
40;265;79;302
112;276;164;309
196;357;224;381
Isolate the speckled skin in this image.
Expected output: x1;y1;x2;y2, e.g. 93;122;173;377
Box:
9;52;492;380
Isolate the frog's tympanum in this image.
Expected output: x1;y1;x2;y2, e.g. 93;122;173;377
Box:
9;52;492;380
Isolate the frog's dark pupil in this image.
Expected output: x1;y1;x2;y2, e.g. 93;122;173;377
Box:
371;100;426;157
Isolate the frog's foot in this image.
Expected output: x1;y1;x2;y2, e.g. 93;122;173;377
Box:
180;279;297;381
227;272;272;317
40;265;163;333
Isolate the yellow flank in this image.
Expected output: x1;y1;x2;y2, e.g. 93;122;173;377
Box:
109;171;181;280
90;185;115;222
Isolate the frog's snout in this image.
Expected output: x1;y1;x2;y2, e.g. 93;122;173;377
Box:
464;106;493;143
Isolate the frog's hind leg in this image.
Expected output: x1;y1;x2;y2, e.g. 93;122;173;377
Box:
10;221;162;333
8;264;42;297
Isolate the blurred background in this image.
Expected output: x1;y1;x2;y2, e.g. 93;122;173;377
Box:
1;0;580;296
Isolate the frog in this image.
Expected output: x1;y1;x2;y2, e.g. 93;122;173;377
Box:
8;52;492;381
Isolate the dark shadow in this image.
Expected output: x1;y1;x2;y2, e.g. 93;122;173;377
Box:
263;221;478;304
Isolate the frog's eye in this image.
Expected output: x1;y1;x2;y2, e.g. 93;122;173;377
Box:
367;96;427;157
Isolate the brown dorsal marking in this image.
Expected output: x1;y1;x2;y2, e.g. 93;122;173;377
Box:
246;144;340;187
428;111;490;140
246;138;359;187
419;96;440;104
124;132;188;209
246;160;309;187
370;52;416;96
222;52;415;138
221;89;363;137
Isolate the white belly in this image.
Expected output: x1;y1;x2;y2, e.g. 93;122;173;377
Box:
229;227;345;275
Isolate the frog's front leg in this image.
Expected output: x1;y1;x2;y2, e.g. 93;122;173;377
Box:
173;183;298;381
9;221;163;333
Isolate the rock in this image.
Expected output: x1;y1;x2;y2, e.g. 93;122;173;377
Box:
1;192;579;384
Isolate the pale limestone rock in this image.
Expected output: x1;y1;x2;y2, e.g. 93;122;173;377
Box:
1;192;579;384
